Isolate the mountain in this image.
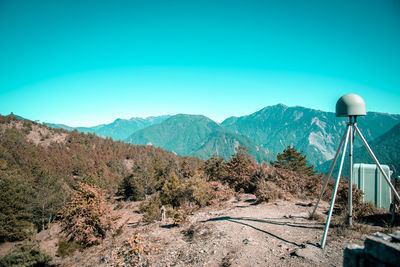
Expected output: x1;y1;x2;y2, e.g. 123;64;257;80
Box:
190;130;270;162
356;122;400;177
221;104;400;167
125;114;269;161
47;116;170;141
320;122;400;177
47;105;400;168
46;123;75;131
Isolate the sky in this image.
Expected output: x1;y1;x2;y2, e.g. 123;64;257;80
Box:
0;0;399;127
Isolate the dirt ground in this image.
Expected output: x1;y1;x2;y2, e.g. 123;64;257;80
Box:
27;193;397;267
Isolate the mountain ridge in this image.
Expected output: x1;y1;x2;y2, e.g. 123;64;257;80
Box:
34;104;400;169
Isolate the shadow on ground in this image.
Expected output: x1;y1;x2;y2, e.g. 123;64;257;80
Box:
201;216;324;247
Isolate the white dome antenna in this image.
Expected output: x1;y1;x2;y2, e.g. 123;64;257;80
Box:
312;94;400;249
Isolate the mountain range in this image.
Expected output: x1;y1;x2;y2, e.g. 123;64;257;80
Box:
320;121;400;177
45;104;400;171
47;115;171;141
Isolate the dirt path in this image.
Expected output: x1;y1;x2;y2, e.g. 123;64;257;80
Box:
34;194;386;266
144;194;354;266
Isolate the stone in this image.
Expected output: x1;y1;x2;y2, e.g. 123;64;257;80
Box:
389;231;400;242
343;244;364;267
364;236;400;266
373;232;392;241
293;245;321;263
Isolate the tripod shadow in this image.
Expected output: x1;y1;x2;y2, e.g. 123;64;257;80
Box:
201;216;322;247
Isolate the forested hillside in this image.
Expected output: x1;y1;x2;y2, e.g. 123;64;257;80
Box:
0;114;201;242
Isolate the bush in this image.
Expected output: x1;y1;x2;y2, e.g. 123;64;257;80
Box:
225;146;258;193
208;181;234;204
139;195;162;223
185;175;213;207
263;166;323;199
110;233;155;267
160;174;184;208
0;242;52;267
336;184;378;219
255;180;283;203
173;205;191;226
60;182;116;247
56;238;81;258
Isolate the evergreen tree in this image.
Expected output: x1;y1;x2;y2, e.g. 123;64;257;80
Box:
203;154;227;181
225;146;258;193
0;173;33;242
60;183;114;247
271;145;316;176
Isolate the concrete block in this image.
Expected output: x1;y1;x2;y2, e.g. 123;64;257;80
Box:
364;236;400;266
343;244;364;267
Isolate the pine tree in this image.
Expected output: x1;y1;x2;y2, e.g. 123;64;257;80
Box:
60;183;114;247
271;145;316;176
225;146;258;193
203;154;227;181
0;173;33;242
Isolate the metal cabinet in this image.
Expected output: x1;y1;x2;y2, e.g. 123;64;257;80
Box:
352;163;392;211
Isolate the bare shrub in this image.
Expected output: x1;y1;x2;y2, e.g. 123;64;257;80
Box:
336;184;379;219
255;180;283;203
263;167;323;199
110;233;157;267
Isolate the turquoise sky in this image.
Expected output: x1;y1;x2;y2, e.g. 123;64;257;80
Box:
1;0;399;126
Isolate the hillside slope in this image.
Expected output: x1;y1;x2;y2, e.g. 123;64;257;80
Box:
0;114;197;242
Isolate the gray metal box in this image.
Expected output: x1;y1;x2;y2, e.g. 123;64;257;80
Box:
352;163;392;211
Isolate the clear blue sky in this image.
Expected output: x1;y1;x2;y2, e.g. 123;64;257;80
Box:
1;0;399;126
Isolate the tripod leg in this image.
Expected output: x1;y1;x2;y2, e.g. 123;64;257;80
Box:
349;124;354;226
354;125;400;203
321;126;350;249
311;125;350;217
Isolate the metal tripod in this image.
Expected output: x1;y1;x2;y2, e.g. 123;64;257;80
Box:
311;116;400;249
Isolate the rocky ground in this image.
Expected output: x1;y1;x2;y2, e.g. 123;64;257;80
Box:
2;194;397;266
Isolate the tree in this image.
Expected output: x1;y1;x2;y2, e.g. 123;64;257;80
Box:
60;183;115;247
0;173;33;242
32;174;71;231
271;145;316;176
160;174;184;208
118;173;146;201
225;146;258;193
203;154;227;181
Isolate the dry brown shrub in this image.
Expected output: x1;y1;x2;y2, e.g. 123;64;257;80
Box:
173;204;194;226
60;182;119;247
208;181;234;205
185;175;213;207
110;233;158;267
263;167;323;199
255;180;283;203
336;184;379;219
